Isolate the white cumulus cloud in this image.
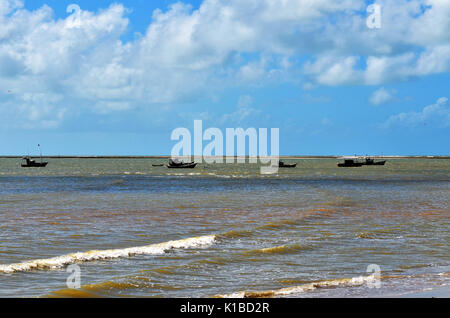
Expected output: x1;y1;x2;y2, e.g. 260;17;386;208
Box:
382;97;450;128
0;0;450;130
369;87;395;106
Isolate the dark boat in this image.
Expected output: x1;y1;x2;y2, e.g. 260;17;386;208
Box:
152;164;164;167
362;157;387;166
21;157;48;168
167;159;197;169
279;161;297;168
337;159;363;167
21;145;48;168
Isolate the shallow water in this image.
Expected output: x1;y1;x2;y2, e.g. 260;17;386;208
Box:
0;158;448;298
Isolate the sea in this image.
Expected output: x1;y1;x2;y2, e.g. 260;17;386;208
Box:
0;158;448;298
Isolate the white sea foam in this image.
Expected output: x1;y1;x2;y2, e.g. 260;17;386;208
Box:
0;235;216;274
217;275;379;298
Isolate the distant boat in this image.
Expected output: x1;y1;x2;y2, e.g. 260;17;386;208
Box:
337;158;363;167
152;164;164;167
21;156;48;168
167;159;197;169
21;144;48;168
279;161;297;168
362;157;387;166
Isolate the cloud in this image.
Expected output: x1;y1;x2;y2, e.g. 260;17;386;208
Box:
220;94;261;125
0;1;130;129
369;87;394;106
304;56;361;86
382;97;450;129
0;0;22;16
0;0;450;130
302;0;450;85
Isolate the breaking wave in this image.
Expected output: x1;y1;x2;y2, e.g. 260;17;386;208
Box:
0;235;216;274
216;275;381;298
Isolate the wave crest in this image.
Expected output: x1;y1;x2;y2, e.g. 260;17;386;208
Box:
0;235;216;274
216;275;380;298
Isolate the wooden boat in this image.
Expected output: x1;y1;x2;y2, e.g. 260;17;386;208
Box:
167;159;197;169
279;161;297;168
337;159;363;167
21;145;48;168
21;157;48;168
167;162;197;169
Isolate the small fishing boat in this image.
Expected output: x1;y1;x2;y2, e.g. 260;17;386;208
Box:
21;157;48;168
279;161;297;168
167;159;197;169
337;158;363;167
362;157;387;166
21;144;48;168
152;164;164;167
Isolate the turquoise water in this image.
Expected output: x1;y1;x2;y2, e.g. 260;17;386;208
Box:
0;158;448;297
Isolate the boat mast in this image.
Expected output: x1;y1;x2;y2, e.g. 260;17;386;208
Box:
38;144;42;163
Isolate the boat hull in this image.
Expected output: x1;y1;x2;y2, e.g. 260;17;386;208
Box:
363;161;386;166
279;164;297;168
337;163;363;167
167;163;197;169
21;162;48;168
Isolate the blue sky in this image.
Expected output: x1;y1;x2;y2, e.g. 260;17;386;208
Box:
0;0;449;156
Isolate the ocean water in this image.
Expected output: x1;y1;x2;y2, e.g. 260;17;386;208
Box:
0;158;448;298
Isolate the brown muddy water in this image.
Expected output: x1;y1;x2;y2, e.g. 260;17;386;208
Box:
0;158;448;298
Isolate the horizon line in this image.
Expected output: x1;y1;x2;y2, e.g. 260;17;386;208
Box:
1;155;449;159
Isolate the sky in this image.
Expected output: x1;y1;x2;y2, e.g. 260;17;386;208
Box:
0;0;449;156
